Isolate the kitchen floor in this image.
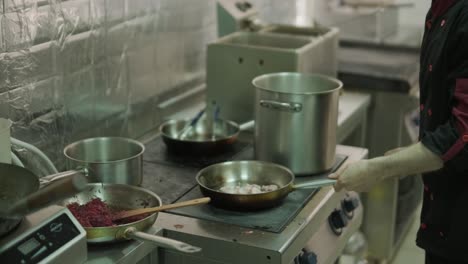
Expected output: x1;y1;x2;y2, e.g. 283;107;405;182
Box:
391;206;424;264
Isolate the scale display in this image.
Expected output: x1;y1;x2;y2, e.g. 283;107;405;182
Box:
0;213;80;264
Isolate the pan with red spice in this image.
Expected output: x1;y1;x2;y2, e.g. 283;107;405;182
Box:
66;197;150;227
61;183;201;254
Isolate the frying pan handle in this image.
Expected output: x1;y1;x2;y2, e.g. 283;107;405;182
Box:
124;227;202;254
239;120;255;131
294;178;336;189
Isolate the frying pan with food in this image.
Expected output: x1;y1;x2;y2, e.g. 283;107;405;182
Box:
195;161;336;210
60;183;202;253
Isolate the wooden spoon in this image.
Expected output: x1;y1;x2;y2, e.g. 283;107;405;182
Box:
112;197;211;221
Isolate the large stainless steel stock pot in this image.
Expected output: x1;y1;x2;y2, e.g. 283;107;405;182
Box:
253;72;342;175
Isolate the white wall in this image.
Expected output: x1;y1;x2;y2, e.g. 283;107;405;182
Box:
399;1;431;27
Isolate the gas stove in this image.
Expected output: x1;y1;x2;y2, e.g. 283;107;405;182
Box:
0;138;367;264
0;205;87;264
6;133;367;264
84;134;367;264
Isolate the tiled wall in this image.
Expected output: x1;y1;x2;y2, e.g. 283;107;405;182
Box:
0;0;308;171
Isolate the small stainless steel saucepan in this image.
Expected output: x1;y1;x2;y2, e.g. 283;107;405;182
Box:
195;161;336;210
60;184;202;254
41;137;145;186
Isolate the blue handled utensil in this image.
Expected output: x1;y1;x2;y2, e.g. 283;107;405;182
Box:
178;109;205;140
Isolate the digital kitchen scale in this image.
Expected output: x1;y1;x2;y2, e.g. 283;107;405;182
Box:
0;205;87;264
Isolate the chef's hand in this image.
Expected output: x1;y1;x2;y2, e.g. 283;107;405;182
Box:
327;146;404;192
328;159;384;192
328;143;443;193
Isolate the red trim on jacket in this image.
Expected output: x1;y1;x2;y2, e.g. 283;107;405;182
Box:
443;138;465;161
452;79;468;133
431;0;457;19
443;79;468;161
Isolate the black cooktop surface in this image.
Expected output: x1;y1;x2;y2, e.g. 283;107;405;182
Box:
167;153;347;233
142;135;347;233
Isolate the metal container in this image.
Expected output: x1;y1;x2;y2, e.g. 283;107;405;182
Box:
252;72;342;175
64;137;145;185
206;28;339;123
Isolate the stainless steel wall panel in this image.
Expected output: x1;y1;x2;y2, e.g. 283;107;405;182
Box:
3;0;37;13
8;77;56;125
89;0;106;26
0;17;4;53
57;0;92;35
56;31;93;75
0;92;10;117
106;0;126;25
0;42;55;93
127;48;156;84
90;29;106;63
0;0;310;170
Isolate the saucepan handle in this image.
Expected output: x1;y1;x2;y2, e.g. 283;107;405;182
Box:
7;172;88;218
294;178;336;189
39;168;89;187
259;100;302;113
124;227;202;254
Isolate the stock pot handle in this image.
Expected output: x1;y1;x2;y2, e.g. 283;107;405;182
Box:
124;227;202;254
259;100;302;113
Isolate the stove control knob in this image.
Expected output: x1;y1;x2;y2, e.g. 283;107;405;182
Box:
328;209;348;235
343;196;360;213
235;1;251;12
299;251;317;264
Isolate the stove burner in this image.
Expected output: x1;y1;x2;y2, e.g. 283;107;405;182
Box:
168;155;348;233
170;186;320;233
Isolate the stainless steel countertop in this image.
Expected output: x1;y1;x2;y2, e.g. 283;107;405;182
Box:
338;45;420;93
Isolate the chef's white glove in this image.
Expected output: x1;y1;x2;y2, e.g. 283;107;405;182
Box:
384;147;405;156
328;142;443;192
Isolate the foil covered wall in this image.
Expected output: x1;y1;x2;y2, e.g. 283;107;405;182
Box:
0;0;310;172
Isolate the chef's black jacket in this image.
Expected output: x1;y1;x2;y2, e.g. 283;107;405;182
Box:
417;0;468;261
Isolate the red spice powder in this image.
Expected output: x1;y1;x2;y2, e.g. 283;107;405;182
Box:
67;198;150;228
67;198;115;227
67;198;150;227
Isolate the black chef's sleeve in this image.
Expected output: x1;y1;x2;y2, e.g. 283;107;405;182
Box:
421;11;468;162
